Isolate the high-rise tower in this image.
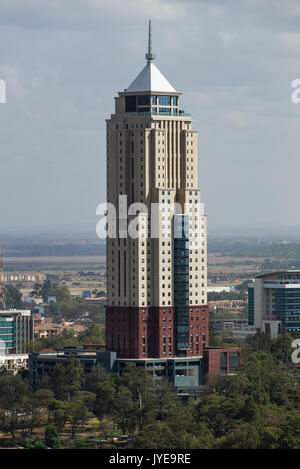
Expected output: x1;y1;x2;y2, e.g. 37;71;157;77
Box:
105;21;208;361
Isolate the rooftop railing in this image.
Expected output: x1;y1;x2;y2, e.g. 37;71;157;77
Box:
131;110;191;117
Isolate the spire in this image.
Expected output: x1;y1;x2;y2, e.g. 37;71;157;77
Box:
145;20;155;63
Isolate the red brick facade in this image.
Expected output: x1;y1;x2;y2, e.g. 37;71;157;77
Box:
203;346;241;383
105;304;209;359
185;305;209;357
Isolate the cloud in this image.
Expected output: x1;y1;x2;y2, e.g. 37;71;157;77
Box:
0;65;22;95
208;5;226;18
89;0;187;21
0;0;300;228
218;31;235;46
277;32;300;52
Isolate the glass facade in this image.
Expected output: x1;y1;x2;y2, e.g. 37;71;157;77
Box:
137;95;150;105
272;288;300;332
174;215;190;355
125;94;181;116
158;95;171;105
248;286;254;325
0;312;32;354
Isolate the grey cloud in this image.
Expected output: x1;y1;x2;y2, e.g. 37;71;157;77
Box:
0;0;299;230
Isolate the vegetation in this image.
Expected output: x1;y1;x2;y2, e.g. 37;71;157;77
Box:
234;242;300;260
30;280;105;323
0;332;300;449
4;284;23;309
32;324;105;352
208;291;245;301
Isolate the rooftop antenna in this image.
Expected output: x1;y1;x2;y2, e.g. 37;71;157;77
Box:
145;20;155;63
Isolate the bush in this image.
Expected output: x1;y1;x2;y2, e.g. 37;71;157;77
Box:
45;425;61;449
24;437;45;449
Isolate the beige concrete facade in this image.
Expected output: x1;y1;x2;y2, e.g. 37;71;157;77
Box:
106;94;207;310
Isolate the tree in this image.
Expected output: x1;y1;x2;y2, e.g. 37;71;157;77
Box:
94;377;116;419
152;379;178;423
121;363;155;429
0;374;30;438
94;375;136;434
25;389;55;437
72;391;96;412
133;421;214;449
40;280;56;302
242;396;258;422
51;285;70;302
277;410;300;449
45;425;61;448
50;357;83;401
49;400;69;432
84;364;108;394
217;423;260;449
67;401;89;439
4;284;23;309
270;334;293;365
133;422;183;449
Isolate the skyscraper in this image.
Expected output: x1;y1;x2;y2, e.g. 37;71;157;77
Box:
105;21;208;363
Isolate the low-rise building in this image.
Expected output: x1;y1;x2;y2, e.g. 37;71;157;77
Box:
0;354;28;375
210;317;248;332
29;345;241;392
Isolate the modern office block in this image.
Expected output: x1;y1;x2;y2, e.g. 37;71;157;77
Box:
0;309;33;355
248;270;300;334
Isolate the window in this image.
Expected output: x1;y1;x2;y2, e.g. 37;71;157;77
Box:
158;95;171;105
138;95;150;106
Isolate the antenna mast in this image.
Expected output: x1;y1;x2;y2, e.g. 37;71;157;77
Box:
145;20;155;63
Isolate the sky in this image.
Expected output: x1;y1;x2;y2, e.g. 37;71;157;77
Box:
0;0;300;235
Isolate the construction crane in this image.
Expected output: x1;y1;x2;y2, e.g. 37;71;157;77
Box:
0;248;5;309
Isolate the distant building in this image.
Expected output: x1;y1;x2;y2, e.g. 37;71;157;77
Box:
82;290;91;299
47;296;56;303
248;270;300;336
22;296;33;308
207;285;235;293
208;299;246;315
84;297;106;305
34;322;63;339
210;317;248;333
0;273;46;284
0;354;28;375
0;309;33;355
232;326;257;340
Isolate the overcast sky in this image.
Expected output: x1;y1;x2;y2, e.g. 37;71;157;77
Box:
0;0;300;234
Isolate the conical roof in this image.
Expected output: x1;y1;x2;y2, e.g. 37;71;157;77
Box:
125;20;176;94
126;62;176;93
